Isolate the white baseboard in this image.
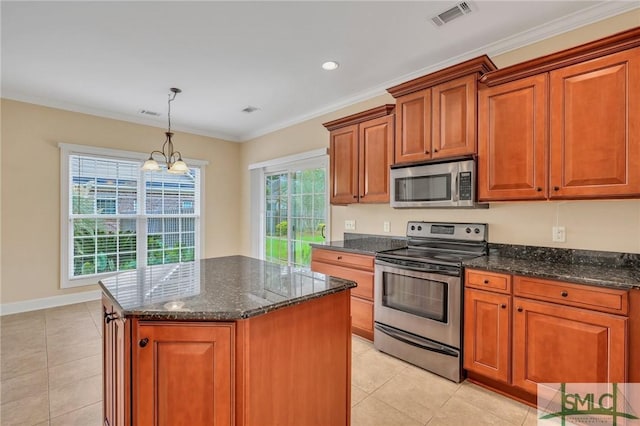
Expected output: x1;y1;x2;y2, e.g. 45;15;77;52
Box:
0;290;102;316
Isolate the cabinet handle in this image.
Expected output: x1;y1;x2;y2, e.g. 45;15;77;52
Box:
104;312;117;324
536;187;542;192
517;307;523;312
139;338;149;348
501;304;507;309
483;279;489;284
561;291;568;297
553;186;560;191
337;256;342;260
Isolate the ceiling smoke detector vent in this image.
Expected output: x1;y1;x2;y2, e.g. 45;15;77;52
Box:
138;109;161;117
431;2;473;27
241;106;260;114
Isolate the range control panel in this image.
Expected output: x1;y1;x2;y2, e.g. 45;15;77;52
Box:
406;221;487;242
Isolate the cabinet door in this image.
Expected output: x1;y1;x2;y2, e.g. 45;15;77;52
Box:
359;115;394;203
103;295;129;426
351;296;374;341
329;124;358;204
395;89;432;163
432;74;477;159
549;47;640;198
478;75;548;201
463;289;510;383
134;322;234;426
513;297;627;395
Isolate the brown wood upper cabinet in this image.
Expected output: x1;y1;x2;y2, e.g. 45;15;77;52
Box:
388;56;497;164
479;28;640;201
323;105;395;205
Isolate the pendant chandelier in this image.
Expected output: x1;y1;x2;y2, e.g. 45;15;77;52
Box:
142;88;189;174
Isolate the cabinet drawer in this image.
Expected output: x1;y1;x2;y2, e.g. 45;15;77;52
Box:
310;261;373;300
514;276;628;315
311;248;374;271
351;296;374;340
465;269;511;294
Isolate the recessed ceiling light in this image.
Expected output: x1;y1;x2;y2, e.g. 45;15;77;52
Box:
322;61;339;71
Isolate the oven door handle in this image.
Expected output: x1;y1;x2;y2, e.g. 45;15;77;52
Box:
375;323;459;358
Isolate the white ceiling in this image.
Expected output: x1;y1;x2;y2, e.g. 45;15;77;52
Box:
2;1;638;142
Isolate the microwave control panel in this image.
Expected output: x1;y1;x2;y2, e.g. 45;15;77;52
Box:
458;172;472;200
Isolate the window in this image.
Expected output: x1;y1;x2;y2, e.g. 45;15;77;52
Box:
60;144;205;288
249;149;328;268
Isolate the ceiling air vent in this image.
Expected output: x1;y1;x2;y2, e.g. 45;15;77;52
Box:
241;106;260;114
138;109;161;117
431;2;473;27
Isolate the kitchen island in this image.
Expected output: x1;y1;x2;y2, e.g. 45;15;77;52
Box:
99;255;356;426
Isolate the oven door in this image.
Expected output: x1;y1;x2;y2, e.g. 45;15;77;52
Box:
374;260;461;348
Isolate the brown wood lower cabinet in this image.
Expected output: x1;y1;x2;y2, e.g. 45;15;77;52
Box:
103;295;130;426
463;288;510;383
310;247;375;340
102;290;351;426
464;269;630;404
512;297;627;394
134;322;234;426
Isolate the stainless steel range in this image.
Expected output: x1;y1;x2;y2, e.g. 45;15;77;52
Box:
374;221;487;382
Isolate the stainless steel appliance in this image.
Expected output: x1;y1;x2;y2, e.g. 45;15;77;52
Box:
390;156;487;209
374;221;487;382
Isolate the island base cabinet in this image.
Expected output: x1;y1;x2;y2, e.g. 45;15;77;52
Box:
512;297;627;395
103;295;130;426
236;291;351;426
133;322;235;426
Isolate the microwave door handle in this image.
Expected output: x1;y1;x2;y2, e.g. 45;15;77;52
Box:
453;172;459;202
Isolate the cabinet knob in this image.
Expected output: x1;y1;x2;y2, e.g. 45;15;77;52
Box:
337;256;342;260
553;186;560;191
501;304;507;309
483;279;489;284
425;150;430;154
139;338;149;348
517;307;523;312
561;291;568;297
536;187;542;192
353;195;358;199
433;149;438;153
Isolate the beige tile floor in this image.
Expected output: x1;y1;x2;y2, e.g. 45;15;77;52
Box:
1;302;536;425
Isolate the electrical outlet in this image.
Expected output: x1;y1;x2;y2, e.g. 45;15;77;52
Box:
552;226;566;243
345;220;356;231
383;221;390;233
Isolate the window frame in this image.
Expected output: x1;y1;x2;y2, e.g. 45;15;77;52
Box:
248;149;329;266
59;143;207;288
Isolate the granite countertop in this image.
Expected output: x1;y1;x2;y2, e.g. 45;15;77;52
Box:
311;235;407;255
99;255;356;320
463;254;640;290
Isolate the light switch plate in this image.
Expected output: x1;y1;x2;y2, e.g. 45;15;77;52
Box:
383;221;390;233
345;220;356;231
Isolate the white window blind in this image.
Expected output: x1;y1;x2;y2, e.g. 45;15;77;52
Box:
61;144;204;288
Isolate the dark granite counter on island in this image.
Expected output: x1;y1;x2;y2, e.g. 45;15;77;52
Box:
463;245;640;289
99;255;356;320
99;255;354;426
310;233;406;255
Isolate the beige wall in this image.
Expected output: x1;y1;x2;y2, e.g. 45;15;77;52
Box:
240;9;640;255
1;100;242;304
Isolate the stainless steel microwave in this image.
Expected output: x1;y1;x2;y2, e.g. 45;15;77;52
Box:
390;157;487;208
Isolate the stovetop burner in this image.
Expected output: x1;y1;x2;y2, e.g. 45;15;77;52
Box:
376;221;488;267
